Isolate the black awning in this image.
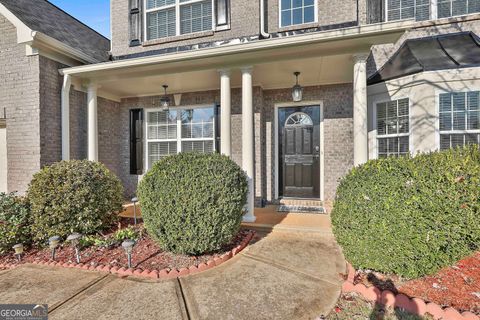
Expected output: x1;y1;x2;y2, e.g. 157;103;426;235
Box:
368;32;480;85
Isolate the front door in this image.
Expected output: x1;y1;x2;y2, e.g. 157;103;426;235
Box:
278;106;320;198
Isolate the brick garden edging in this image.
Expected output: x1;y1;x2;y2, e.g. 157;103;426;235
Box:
342;263;479;320
0;231;256;280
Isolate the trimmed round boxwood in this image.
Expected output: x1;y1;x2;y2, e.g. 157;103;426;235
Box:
27;160;124;243
138;152;248;255
0;193;31;254
332;145;480;279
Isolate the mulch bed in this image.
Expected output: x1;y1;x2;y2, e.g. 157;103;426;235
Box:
352;251;480;314
0;222;252;272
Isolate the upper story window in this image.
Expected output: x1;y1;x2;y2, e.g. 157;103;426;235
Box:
437;0;480;18
439;91;480;150
146;0;214;40
386;0;430;21
376;98;410;158
383;0;480;22
280;0;317;27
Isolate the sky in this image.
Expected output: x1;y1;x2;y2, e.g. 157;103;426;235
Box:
49;0;111;38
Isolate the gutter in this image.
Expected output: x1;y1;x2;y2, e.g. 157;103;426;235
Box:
31;31;101;65
260;0;270;39
60;19;413;76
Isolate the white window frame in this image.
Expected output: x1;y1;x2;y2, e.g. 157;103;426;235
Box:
373;97;412;158
436;90;480;150
145;105;217;170
144;0;216;41
278;0;318;28
384;0;479;21
384;0;432;22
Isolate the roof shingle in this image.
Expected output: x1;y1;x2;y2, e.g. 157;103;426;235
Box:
0;0;110;62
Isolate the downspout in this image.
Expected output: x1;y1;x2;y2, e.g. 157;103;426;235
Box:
260;0;270;39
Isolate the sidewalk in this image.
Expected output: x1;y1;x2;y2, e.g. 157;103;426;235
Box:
0;231;345;320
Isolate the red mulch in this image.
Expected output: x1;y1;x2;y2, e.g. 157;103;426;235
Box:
0;224;251;272
354;252;480;314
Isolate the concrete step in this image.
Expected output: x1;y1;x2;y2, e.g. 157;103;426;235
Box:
242;206;332;235
274;199;324;207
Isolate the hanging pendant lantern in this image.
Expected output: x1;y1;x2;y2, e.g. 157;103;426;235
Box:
160;85;170;111
292;72;304;102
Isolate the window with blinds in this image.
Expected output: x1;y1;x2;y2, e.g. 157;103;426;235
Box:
439;91;480;150
146;0;214;40
146;107;216;168
376;98;410;158
386;0;430;21
280;0;316;27
437;0;480;18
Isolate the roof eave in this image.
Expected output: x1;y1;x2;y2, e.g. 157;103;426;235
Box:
60;19;416;77
0;3;103;66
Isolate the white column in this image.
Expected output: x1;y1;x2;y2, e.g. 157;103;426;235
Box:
353;53;369;166
241;66;256;222
87;83;98;161
219;69;232;156
61;75;71;160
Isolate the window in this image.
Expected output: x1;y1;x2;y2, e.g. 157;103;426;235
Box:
280;0;316;27
146;107;216;168
383;0;480;22
376;98;410;158
146;0;213;40
437;0;480;18
439;91;480;150
386;0;430;21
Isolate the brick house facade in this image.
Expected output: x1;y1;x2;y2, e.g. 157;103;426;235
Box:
1;0;480;219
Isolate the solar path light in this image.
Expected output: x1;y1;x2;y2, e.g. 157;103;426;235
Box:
67;233;82;263
13;244;24;262
122;239;135;269
48;236;61;261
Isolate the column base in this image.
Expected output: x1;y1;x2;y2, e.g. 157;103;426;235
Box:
242;214;256;223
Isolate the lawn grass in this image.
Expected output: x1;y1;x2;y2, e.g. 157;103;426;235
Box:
324;293;432;320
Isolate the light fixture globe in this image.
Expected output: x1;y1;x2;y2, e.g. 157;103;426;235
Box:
49;236;61;249
160;85;170;111
67;233;82;263
67;233;82;244
49;236;61;261
13;243;24;262
122;239;136;268
13;243;24;255
292;71;304;102
122;239;135;254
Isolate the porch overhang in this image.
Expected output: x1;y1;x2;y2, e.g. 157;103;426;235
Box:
60;20;414;99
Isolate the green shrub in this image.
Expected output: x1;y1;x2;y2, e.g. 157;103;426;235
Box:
27;160;124;243
332;146;480;278
138;152;248;255
0;193;31;254
113;226;141;242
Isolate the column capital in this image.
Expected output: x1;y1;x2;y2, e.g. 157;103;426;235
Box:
240;66;254;74
218;69;231;77
352;53;370;64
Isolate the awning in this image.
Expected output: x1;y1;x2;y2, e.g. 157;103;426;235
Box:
368;32;480;85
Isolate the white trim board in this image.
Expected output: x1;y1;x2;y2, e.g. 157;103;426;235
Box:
274;100;325;201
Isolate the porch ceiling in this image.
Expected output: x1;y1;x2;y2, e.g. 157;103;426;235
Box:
62;21;410;100
95;54;354;98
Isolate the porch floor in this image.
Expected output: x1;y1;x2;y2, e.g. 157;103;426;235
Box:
120;204;332;235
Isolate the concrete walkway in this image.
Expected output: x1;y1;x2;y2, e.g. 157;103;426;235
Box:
0;231;345;320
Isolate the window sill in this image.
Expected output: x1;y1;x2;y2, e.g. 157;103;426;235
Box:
278;22;319;33
143;30;215;47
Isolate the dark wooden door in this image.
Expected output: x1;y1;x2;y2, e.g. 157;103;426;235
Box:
282;112;320;198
